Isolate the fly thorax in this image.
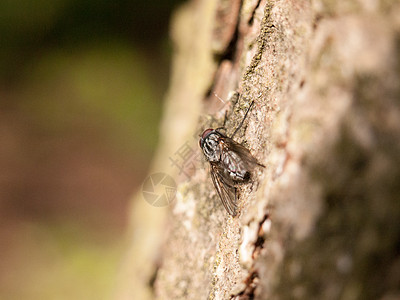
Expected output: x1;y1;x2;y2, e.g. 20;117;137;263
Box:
202;133;221;162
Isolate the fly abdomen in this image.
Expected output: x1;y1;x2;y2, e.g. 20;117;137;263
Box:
221;150;250;182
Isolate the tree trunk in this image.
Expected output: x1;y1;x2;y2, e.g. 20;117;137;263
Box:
117;1;400;299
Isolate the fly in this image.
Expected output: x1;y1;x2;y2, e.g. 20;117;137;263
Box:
199;100;264;217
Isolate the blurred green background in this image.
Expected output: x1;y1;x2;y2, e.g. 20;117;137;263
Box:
0;0;184;298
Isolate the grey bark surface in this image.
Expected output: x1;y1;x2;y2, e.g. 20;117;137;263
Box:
117;1;400;299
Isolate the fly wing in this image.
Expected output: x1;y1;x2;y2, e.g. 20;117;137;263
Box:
224;137;264;169
210;162;237;216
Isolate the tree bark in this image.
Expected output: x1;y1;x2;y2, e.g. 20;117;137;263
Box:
117;0;400;299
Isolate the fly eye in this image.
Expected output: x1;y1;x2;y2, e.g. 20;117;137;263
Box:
201;128;214;139
199;138;203;148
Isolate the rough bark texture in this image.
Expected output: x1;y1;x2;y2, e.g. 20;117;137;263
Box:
117;0;400;299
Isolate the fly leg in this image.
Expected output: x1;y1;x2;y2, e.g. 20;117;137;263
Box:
230;101;254;139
